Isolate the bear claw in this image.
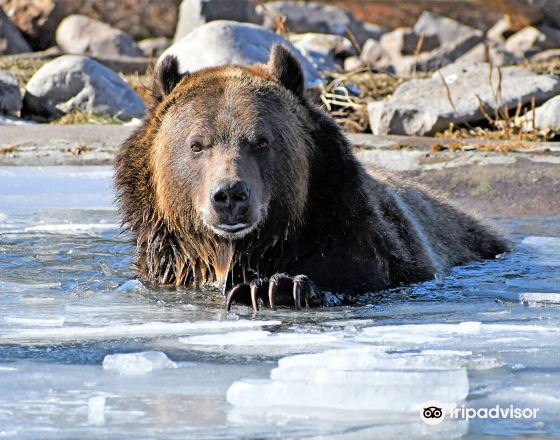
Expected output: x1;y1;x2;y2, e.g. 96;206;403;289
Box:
225;274;320;312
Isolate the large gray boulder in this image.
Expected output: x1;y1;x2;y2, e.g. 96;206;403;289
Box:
0;6;31;54
56;15;144;58
413;11;481;44
368;62;560;136
257;1;382;46
23;55;146;120
138;37;171;58
174;0;259;41
159;21;323;85
0;71;22;115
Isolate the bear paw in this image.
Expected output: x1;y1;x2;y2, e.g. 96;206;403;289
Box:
225;273;322;312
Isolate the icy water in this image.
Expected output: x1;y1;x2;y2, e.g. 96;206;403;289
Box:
1;166;559;439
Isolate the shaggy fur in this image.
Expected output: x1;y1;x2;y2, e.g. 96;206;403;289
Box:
114;43;509;301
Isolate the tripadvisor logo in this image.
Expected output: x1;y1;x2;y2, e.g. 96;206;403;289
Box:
420;400;445;426
420;400;540;425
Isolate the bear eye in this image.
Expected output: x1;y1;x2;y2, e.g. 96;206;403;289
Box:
256;138;269;150
190;142;203;153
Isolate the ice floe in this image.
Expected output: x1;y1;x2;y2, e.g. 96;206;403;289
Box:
1;320;281;344
103;351;177;375
520;292;560;306
179;330;346;355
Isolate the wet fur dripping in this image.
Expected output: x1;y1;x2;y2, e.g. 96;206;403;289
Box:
115;44;509;305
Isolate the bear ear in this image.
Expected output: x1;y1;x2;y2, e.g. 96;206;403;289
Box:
267;43;305;98
152;55;185;103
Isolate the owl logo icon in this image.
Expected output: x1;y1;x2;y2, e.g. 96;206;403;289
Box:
421;401;446;425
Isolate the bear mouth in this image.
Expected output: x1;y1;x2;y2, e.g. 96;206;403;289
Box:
216;223;251;233
208;222;257;239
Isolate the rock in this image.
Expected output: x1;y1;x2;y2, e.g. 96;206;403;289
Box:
174;0;259;41
1;0;73;50
56;15;144;58
413;11;481;45
544;0;560;29
138;37;171;58
531;48;560;63
455;42;520;66
2;0;178;50
290;33;353;72
257;1;379;46
386;32;484;75
368;62;560;136
89;55;149;75
0;6;31;54
486;15;513;43
343;56;363;71
523;95;560;133
362;22;389;41
505;25;560;58
22;55;146;120
0;71;22;114
360;38;383;65
380;27;440;60
159;21;323;86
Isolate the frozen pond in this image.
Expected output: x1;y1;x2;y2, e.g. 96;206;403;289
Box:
1;166;559;439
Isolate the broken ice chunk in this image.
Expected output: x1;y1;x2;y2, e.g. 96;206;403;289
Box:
87;396;106;425
227;366;468;412
179;330;345;355
520;292;560;307
1;320;281;344
103;351;177;375
4;316;65;327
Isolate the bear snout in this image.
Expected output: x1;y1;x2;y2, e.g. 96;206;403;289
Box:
208;180;256;236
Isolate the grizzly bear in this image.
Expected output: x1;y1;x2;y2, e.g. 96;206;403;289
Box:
115;43;508;311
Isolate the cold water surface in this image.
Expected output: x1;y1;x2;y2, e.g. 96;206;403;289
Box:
0;167;559;439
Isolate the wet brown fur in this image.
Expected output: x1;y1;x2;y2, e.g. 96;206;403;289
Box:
115;44;509;296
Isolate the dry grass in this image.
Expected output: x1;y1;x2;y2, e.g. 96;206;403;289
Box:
51;112;127;125
0;57;48;86
319;69;403;132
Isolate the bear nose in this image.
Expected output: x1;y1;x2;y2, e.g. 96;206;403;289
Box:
211;180;251;216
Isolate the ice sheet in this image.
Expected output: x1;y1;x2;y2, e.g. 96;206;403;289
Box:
1;167;560;438
1;320;281;344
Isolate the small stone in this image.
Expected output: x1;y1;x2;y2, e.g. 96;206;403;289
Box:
257;1;380;46
380;27;440;60
138;37;171;58
386;33;483;75
290;33;353;72
523;95;560;133
486;15;514;43
360;38;383;64
174;0;259;42
456;42;519;66
343;56;363;71
505;25;560;58
414;11;481;44
0;71;22;115
0;6;31;54
56;15;144;58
